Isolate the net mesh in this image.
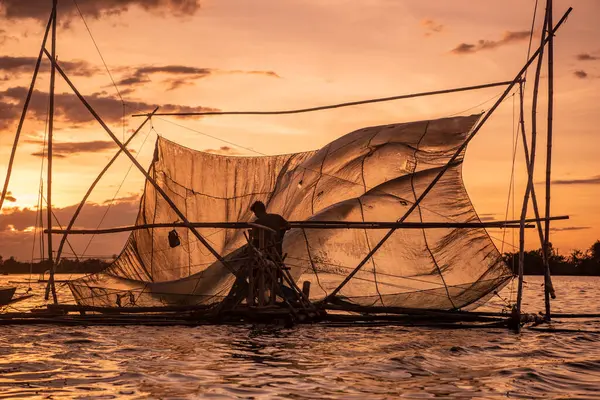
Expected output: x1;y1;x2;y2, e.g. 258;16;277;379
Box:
69;114;512;310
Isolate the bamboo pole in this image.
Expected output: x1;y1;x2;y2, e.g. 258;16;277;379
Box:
42;51;240;278
326;8;572;303
44;216;569;235
46;0;58;304
516;82;555;298
543;0;555;320
516;5;550;331
0;14;53;212
131;80;524;117
54;108;158;265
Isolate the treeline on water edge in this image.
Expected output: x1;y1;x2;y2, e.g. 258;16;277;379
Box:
505;240;600;276
1;240;599;275
0;256;111;274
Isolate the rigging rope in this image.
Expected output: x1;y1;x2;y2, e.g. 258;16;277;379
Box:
524;0;541;85
72;0;124;104
131;80;520;118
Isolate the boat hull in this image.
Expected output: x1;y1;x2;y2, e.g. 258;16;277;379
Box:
0;287;16;306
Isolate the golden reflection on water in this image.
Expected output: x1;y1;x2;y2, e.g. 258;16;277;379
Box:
0;276;599;399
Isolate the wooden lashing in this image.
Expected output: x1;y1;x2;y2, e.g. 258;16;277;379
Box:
220;224;319;323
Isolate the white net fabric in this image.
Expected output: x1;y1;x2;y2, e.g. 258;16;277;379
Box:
69;114;512;309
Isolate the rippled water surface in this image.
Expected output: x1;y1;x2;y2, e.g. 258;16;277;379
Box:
1;276;600;399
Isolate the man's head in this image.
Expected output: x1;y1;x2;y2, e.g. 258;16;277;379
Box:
250;200;267;217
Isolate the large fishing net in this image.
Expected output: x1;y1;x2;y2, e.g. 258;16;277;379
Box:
69;114;512;310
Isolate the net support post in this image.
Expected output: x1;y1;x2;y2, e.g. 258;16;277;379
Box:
515;3;553;331
45;0;59;304
543;0;556;321
0;14;54;211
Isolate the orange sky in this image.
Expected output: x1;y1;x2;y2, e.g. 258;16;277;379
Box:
0;0;598;260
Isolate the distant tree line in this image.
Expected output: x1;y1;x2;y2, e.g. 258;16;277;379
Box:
504;240;600;276
1;240;599;275
0;255;112;274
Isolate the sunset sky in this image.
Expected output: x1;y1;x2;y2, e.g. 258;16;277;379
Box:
0;0;598;261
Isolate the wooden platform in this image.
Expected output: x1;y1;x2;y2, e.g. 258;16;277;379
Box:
0;302;520;329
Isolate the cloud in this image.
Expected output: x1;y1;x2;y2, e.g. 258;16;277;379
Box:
26;139;117;158
0;198;140;260
421;19;444;36
451;30;531;54
227;70;281;78
478;213;497;222
550;226;591;232
0;56;99;79
116;64;280;92
0;0;201;24
115;65;210;90
0;191;17;203
573;70;588;79
576;53;599;61
0;86;220;131
552;175;600;185
103;194;140;204
204;146;244;156
0;29;18;45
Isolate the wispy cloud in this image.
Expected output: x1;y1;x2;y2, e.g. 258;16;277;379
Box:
573;70;589;79
204;146;244;156
0;0;201;24
451;30;531;54
102;194;140;205
115;65;280;92
478;213;497;222
0;56;99;79
26;139;117;158
550;226;591;232
0;28;18;45
576;53;599;61
0;199;140;260
0;191;17;203
0;86;220;131
421;19;444;37
552;175;600;185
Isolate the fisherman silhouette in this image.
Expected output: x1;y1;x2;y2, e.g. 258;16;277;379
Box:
221;201;293;307
249;200;290;257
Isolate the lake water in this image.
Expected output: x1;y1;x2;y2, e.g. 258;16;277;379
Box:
1;275;599;399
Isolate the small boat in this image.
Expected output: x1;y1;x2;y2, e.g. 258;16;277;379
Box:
0;287;16;306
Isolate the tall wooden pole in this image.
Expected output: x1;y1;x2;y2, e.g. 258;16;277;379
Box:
516;83;554;297
46;0;58;304
516;6;549;330
543;0;555;320
0;15;53;212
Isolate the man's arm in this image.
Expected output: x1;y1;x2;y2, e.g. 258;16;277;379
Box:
279;215;291;231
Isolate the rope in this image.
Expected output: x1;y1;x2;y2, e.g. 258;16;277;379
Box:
524;0;541;84
131;80;519;118
148;114;266;156
72;0;124;103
